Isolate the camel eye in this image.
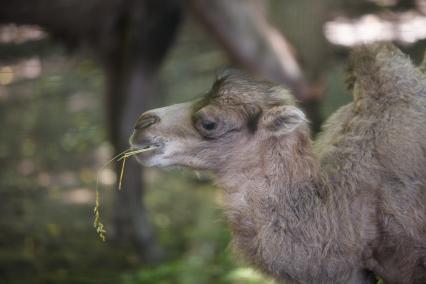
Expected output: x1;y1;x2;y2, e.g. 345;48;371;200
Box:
192;108;230;138
201;120;217;131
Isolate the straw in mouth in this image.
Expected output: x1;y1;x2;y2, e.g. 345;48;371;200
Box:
117;146;158;189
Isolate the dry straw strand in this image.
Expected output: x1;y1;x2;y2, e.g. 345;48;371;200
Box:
93;147;156;241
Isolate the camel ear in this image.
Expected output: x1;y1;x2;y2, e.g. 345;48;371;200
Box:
262;105;306;134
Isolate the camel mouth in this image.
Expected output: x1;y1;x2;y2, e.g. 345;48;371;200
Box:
131;143;163;164
129;134;165;164
132;143;161;152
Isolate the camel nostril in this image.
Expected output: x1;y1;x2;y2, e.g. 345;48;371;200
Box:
134;114;160;130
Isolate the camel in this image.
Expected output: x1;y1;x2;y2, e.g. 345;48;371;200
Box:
129;44;426;284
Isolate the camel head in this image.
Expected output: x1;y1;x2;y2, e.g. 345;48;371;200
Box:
129;70;308;172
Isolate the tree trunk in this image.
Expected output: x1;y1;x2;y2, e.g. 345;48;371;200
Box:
105;0;182;262
106;62;165;262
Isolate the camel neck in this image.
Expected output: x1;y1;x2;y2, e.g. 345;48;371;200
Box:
217;132;324;229
215;134;331;278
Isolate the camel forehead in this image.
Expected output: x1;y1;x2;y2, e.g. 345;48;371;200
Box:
206;73;295;107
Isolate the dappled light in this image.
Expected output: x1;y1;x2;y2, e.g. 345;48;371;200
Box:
0;25;46;44
325;11;426;46
61;188;94;205
0;66;13;84
0;57;42;85
98;168;116;186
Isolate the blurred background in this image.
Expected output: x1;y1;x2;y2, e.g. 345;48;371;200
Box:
0;0;425;283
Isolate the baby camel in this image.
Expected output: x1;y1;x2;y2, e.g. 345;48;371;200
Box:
130;44;426;284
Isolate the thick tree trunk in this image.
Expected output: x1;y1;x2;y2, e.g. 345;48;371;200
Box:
104;0;182;262
106;62;164;262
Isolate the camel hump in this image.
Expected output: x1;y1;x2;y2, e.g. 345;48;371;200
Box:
348;43;426;104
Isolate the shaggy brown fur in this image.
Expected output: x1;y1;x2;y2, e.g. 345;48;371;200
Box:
130;44;426;284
